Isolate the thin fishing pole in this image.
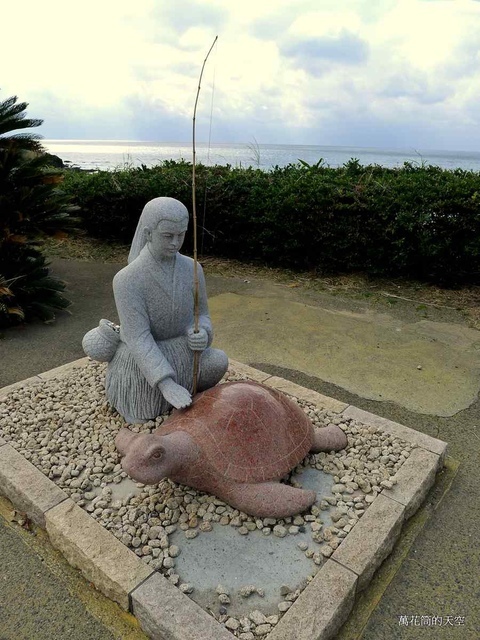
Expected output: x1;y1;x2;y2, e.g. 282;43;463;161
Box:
201;44;217;257
192;35;218;394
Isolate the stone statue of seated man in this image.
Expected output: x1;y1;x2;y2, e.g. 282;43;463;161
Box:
82;197;228;423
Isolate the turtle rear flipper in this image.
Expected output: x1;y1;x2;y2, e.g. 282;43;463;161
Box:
218;480;316;519
311;425;348;453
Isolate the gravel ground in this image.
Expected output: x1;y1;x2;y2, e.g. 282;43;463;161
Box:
0;361;415;638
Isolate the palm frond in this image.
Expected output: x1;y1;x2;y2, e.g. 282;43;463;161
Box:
0;133;43;151
0;95;43;134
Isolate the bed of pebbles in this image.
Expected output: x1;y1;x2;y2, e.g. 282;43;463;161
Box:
0;362;415;638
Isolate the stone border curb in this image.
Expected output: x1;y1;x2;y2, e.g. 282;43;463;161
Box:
46;499;154;611
331;494;405;592
228;360;273;384
0;357;448;640
131;572;233;640
0;443;68;528
380;448;442;519
267;560;358;640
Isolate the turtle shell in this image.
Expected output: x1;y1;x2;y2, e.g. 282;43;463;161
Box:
158;381;314;483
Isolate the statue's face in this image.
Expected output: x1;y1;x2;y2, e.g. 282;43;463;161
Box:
147;218;188;260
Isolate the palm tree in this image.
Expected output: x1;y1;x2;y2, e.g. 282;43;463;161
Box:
0;93;78;327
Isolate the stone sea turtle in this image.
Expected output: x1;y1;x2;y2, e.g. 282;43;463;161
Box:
116;381;347;517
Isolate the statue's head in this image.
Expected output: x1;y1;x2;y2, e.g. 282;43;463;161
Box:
128;197;189;263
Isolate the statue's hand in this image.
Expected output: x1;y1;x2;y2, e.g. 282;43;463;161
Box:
187;327;208;351
159;378;192;409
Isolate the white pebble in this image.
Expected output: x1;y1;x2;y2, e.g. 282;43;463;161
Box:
249;610;267;625
179;583;193;594
225;618;240;631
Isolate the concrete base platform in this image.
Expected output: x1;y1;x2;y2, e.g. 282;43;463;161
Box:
0;358;447;640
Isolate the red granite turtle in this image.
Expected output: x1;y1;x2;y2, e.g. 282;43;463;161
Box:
115;381;347;518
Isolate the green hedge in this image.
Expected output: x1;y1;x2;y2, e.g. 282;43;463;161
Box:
63;160;480;286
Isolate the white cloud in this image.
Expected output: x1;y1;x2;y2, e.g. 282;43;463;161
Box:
2;0;480;149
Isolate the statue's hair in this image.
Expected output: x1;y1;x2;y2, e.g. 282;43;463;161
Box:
128;197;189;263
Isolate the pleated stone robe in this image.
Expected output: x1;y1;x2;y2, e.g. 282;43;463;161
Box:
106;246;227;423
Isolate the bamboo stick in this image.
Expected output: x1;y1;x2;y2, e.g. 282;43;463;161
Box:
192;36;218;394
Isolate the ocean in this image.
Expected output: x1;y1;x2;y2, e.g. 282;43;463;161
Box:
43;139;480;173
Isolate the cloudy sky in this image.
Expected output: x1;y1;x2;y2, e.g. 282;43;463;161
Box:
2;0;480;151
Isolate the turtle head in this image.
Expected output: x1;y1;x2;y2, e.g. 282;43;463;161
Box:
115;428;194;485
116;428;170;485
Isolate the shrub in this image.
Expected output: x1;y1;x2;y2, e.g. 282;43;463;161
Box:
62;159;480;286
0;94;78;327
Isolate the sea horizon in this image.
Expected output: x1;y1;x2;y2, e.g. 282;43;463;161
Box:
42;139;480;173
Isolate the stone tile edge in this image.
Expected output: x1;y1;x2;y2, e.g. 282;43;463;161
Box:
0;446;151;612
228;359;273;383
0;443;69;529
342;405;448;463
45;499;154;612
268;559;358;640
380;448;441;521
331;493;406;593
130;572;234;640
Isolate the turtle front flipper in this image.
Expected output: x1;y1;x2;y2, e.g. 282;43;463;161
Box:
218;481;316;518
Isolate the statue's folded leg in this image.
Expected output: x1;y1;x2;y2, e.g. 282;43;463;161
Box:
106;342;171;423
121;410;150;425
197;348;229;392
106;341;228;421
